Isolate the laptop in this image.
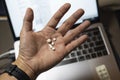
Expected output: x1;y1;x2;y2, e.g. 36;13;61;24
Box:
2;0;120;80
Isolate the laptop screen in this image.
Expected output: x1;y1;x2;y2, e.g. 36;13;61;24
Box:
3;0;98;40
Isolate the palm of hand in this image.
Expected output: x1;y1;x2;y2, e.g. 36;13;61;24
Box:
19;27;67;72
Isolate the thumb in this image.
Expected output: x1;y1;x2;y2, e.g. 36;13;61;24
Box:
22;8;34;32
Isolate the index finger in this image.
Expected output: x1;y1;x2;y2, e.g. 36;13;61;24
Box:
45;3;71;28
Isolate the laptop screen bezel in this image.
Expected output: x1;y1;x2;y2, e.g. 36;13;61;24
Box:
2;0;100;41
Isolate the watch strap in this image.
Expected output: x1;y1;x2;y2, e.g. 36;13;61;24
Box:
5;64;31;80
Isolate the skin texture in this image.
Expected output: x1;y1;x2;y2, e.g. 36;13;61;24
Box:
0;3;90;80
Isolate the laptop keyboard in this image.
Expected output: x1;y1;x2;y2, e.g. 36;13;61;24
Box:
57;27;108;66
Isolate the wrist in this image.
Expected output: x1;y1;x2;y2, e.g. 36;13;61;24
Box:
12;57;36;80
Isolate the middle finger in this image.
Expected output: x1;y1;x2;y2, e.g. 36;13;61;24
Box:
63;20;90;44
45;3;71;29
57;9;84;36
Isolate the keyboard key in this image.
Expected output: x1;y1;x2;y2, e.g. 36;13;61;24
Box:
94;45;105;52
87;38;91;42
73;48;77;51
57;58;77;66
97;52;103;57
82;50;87;54
77;51;81;56
78;46;82;49
103;50;108;55
71;52;76;57
86;55;91;59
98;35;102;41
93;30;100;35
87;32;92;36
89;42;94;47
78;56;85;61
92;36;97;41
95;41;104;46
88;48;94;53
91;53;97;58
83;44;89;48
64;54;70;59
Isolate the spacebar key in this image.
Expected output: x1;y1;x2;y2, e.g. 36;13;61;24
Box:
56;58;77;66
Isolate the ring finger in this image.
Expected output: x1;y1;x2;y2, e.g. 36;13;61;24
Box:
63;20;90;44
57;9;84;36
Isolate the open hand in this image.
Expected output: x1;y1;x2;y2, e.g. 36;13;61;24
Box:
14;3;90;79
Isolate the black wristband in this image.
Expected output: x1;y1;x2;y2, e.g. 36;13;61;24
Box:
5;64;31;80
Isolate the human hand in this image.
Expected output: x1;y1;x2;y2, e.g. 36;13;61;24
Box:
13;3;90;79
